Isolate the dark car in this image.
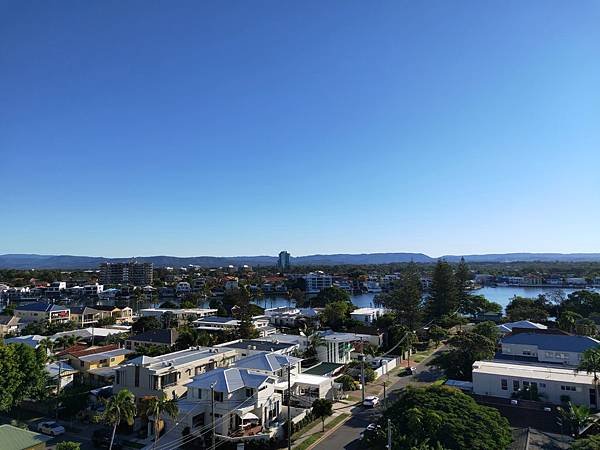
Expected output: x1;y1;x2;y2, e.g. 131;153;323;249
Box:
92;429;123;449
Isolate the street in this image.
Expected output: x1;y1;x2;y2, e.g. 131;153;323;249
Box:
312;349;444;450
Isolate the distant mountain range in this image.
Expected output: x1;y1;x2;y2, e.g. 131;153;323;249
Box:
1;252;600;270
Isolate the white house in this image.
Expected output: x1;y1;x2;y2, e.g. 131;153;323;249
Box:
185;368;283;440
194;316;275;337
496;321;547;335
350;308;384;324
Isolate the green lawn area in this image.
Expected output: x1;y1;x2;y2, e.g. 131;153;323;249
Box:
293;414;350;450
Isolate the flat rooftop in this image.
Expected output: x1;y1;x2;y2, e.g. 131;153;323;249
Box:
216;339;296;352
473;360;595;384
302;362;344;376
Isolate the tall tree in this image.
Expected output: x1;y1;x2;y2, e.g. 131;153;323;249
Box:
454;257;471;312
557;402;593;437
0;343;47;411
383;263;423;329
558;311;583;333
311;398;333;432
141;396;179;448
577;348;600;409
101;389;136;450
427;260;458;319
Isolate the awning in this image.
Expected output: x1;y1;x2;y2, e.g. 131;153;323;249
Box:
241;412;259;421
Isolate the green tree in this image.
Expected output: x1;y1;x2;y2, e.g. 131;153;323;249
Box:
312;286;351;307
132;316;162;334
0;343;47;411
575;318;597;337
335;374;358;391
375;386;511;450
572;434;600;450
454;257;471;313
505;296;548;322
428;325;448;346
558;311;583;333
321;301;354;329
557;402;593;437
379;263;423;329
311;398;333;432
462;295;501;318
176;327;211;349
56;442;81;450
101;389;136;450
141;396;179;448
472;321;500;342
577;348;600;408
426;260;458;319
429;332;495;381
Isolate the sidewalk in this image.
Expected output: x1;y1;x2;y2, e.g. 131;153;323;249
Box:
291;409;350;450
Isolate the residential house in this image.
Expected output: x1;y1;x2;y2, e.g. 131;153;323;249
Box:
499;331;600;366
185;368;283;440
14;303;70;323
4;334;46;349
256;333;310;352
46;361;78;391
69;305;133;326
140;308;217;326
350;307;384;324
65;344;133;386
215;339;299;357
194;316;275;337
0;315;20;337
114;347;238;400
125;329;179;351
496;321;548;335
0;424;51;450
316;331;382;364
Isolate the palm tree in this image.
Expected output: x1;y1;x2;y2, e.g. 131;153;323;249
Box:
558;311;583;333
141;396;179;448
557;401;593;437
55;336;70;350
102;389;136;450
577;348;600;408
38;338;55;359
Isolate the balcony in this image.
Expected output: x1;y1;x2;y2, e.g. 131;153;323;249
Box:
229;424;263;437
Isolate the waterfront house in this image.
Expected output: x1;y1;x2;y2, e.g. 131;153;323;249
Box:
14;302;70;323
194;315;275;337
350;307;385;324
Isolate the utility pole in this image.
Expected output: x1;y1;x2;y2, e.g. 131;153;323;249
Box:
383;381;387;409
211;382;216;450
387;418;392;449
55;360;63;420
287;364;292;450
360;338;365;404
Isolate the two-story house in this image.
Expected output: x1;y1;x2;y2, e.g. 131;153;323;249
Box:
125;329;179;352
114;347;238;400
14;303;70;324
65;344;133;386
185;368;282;440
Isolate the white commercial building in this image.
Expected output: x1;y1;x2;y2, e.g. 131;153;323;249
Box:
472;360;597;408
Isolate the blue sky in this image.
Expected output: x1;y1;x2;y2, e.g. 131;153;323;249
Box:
2;1;599;257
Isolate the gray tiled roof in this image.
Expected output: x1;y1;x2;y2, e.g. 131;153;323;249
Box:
501;333;600;353
234;352;301;372
187;367;272;393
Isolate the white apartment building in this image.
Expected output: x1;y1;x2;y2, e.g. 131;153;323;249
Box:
140;308;217;326
473;360;597;408
350;307;385;324
304;272;333;294
47;282;67;295
83;284;104;296
114;347;238;400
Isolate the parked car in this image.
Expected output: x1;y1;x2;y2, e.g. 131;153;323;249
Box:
92;429;123;449
360;423;381;440
363;395;380;408
37;421;65;436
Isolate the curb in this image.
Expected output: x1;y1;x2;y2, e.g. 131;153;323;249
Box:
303;414;352;450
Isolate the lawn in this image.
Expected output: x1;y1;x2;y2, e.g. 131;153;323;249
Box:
293;413;350;450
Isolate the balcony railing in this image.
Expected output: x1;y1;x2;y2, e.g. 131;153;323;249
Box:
230;424;263;437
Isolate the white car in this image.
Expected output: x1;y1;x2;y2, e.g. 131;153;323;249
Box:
360;423;380;440
37;421;66;436
363;395;380;408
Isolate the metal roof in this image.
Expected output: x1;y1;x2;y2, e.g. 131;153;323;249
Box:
0;424;51;450
501;333;600;352
187;367;273;393
234;352;301;372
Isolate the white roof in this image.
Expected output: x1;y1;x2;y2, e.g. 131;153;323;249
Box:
4;335;45;348
293;373;332;386
51;327;126;340
497;321;547;333
473;360;596;384
124;347;236;372
350;308;384;315
320;331;373;343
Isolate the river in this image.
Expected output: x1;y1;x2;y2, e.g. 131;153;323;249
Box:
243;286;600;313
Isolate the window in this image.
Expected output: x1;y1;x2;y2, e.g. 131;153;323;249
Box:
501;379;508;390
192;413;205;428
197;389;202;399
116;370;121;385
539;383;546;388
561;385;576;392
523;381;530;387
246;388;254;398
134;366;140;387
513;380;519;391
214;392;224;402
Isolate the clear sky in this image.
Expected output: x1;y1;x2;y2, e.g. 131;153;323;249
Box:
2;1;599;258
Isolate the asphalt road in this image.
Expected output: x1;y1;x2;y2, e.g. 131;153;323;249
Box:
312;350;444;450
